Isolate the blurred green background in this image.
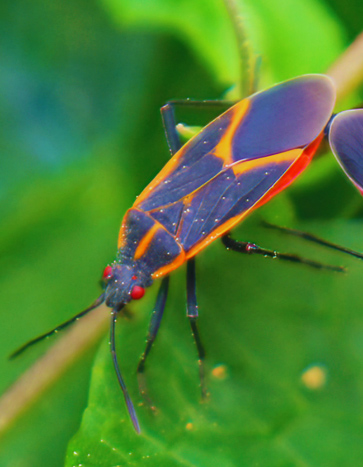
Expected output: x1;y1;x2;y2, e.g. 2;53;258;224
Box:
0;0;362;466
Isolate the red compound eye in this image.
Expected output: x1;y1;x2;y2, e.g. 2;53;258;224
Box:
131;285;145;300
102;265;113;281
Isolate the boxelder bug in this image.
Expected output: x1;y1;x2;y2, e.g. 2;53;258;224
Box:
12;74;355;433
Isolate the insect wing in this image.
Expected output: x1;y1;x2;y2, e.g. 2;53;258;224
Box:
177;147;304;256
329;109;363;195
135;74;335;217
134;75;335;269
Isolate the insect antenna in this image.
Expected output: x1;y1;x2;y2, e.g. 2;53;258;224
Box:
110;309;140;434
9;293;105;359
263;221;363;260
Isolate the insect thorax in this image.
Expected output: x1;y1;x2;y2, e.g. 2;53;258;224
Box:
117;208;183;278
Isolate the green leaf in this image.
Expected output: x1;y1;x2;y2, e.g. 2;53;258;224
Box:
99;0;346;88
66;219;363;466
62;0;363;466
1;0;361;465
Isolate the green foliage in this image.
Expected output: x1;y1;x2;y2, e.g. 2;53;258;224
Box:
0;0;362;466
100;0;345;87
66;220;363;466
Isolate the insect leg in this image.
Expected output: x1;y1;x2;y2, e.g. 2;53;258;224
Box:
263;221;363;260
110;309;140;433
221;234;345;272
187;257;208;399
136;276;169;410
160;101;181;155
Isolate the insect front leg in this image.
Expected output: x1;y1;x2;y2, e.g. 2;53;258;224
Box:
186;258;208;400
221;233;344;272
136;276;169;411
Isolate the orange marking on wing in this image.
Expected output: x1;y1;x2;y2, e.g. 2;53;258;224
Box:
133;223;160;260
134;100;247;208
118;208;132;249
151;250;186;279
231;148;301;176
213;99;250;166
250;133;324;211
185;134;323;260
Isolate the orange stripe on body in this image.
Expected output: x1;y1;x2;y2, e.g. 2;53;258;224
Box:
231;148;301;176
213;99;250;166
249;133;324;212
151;250;186;279
133;223;160;260
117;208;132;249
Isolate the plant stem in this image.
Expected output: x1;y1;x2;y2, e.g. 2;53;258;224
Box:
328;32;363;103
0;304;109;437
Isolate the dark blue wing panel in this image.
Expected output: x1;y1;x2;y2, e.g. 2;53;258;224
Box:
150;201;184;236
139;153;224;211
177;157;293;252
137;112;233;211
232;75;335;161
329;109;363;193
